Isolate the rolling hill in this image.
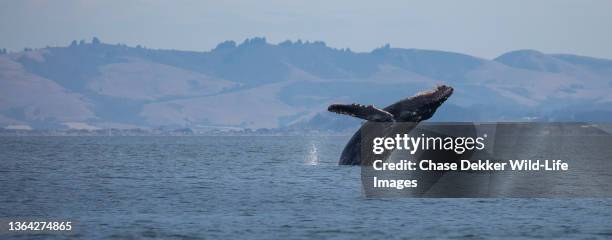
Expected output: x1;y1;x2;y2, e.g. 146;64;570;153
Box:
1;37;611;131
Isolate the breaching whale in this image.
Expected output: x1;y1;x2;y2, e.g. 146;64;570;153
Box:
328;85;453;165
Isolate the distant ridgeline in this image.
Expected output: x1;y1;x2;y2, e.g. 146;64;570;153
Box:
1;37;612;131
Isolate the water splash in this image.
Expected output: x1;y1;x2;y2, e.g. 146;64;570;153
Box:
305;142;319;165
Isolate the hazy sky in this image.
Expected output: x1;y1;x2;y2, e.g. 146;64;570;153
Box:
1;0;611;59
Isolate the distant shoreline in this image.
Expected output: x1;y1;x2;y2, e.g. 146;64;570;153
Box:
0;128;353;137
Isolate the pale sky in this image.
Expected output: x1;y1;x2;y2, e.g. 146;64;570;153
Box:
1;0;611;59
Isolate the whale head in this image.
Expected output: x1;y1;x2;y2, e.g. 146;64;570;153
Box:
387;85;453;122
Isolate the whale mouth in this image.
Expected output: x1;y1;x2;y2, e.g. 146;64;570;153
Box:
417;85;453;103
412;84;454;110
388;84;454;122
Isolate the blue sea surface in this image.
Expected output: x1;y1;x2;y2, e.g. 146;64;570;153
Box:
0;136;611;239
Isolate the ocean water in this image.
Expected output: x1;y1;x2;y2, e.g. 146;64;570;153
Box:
0;136;611;239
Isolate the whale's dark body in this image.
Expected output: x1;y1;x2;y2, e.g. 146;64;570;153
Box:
328;85;454;165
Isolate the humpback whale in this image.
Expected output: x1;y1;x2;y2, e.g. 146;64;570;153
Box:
328;85;453;165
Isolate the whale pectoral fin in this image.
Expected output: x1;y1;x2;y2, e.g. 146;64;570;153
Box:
328;103;394;122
